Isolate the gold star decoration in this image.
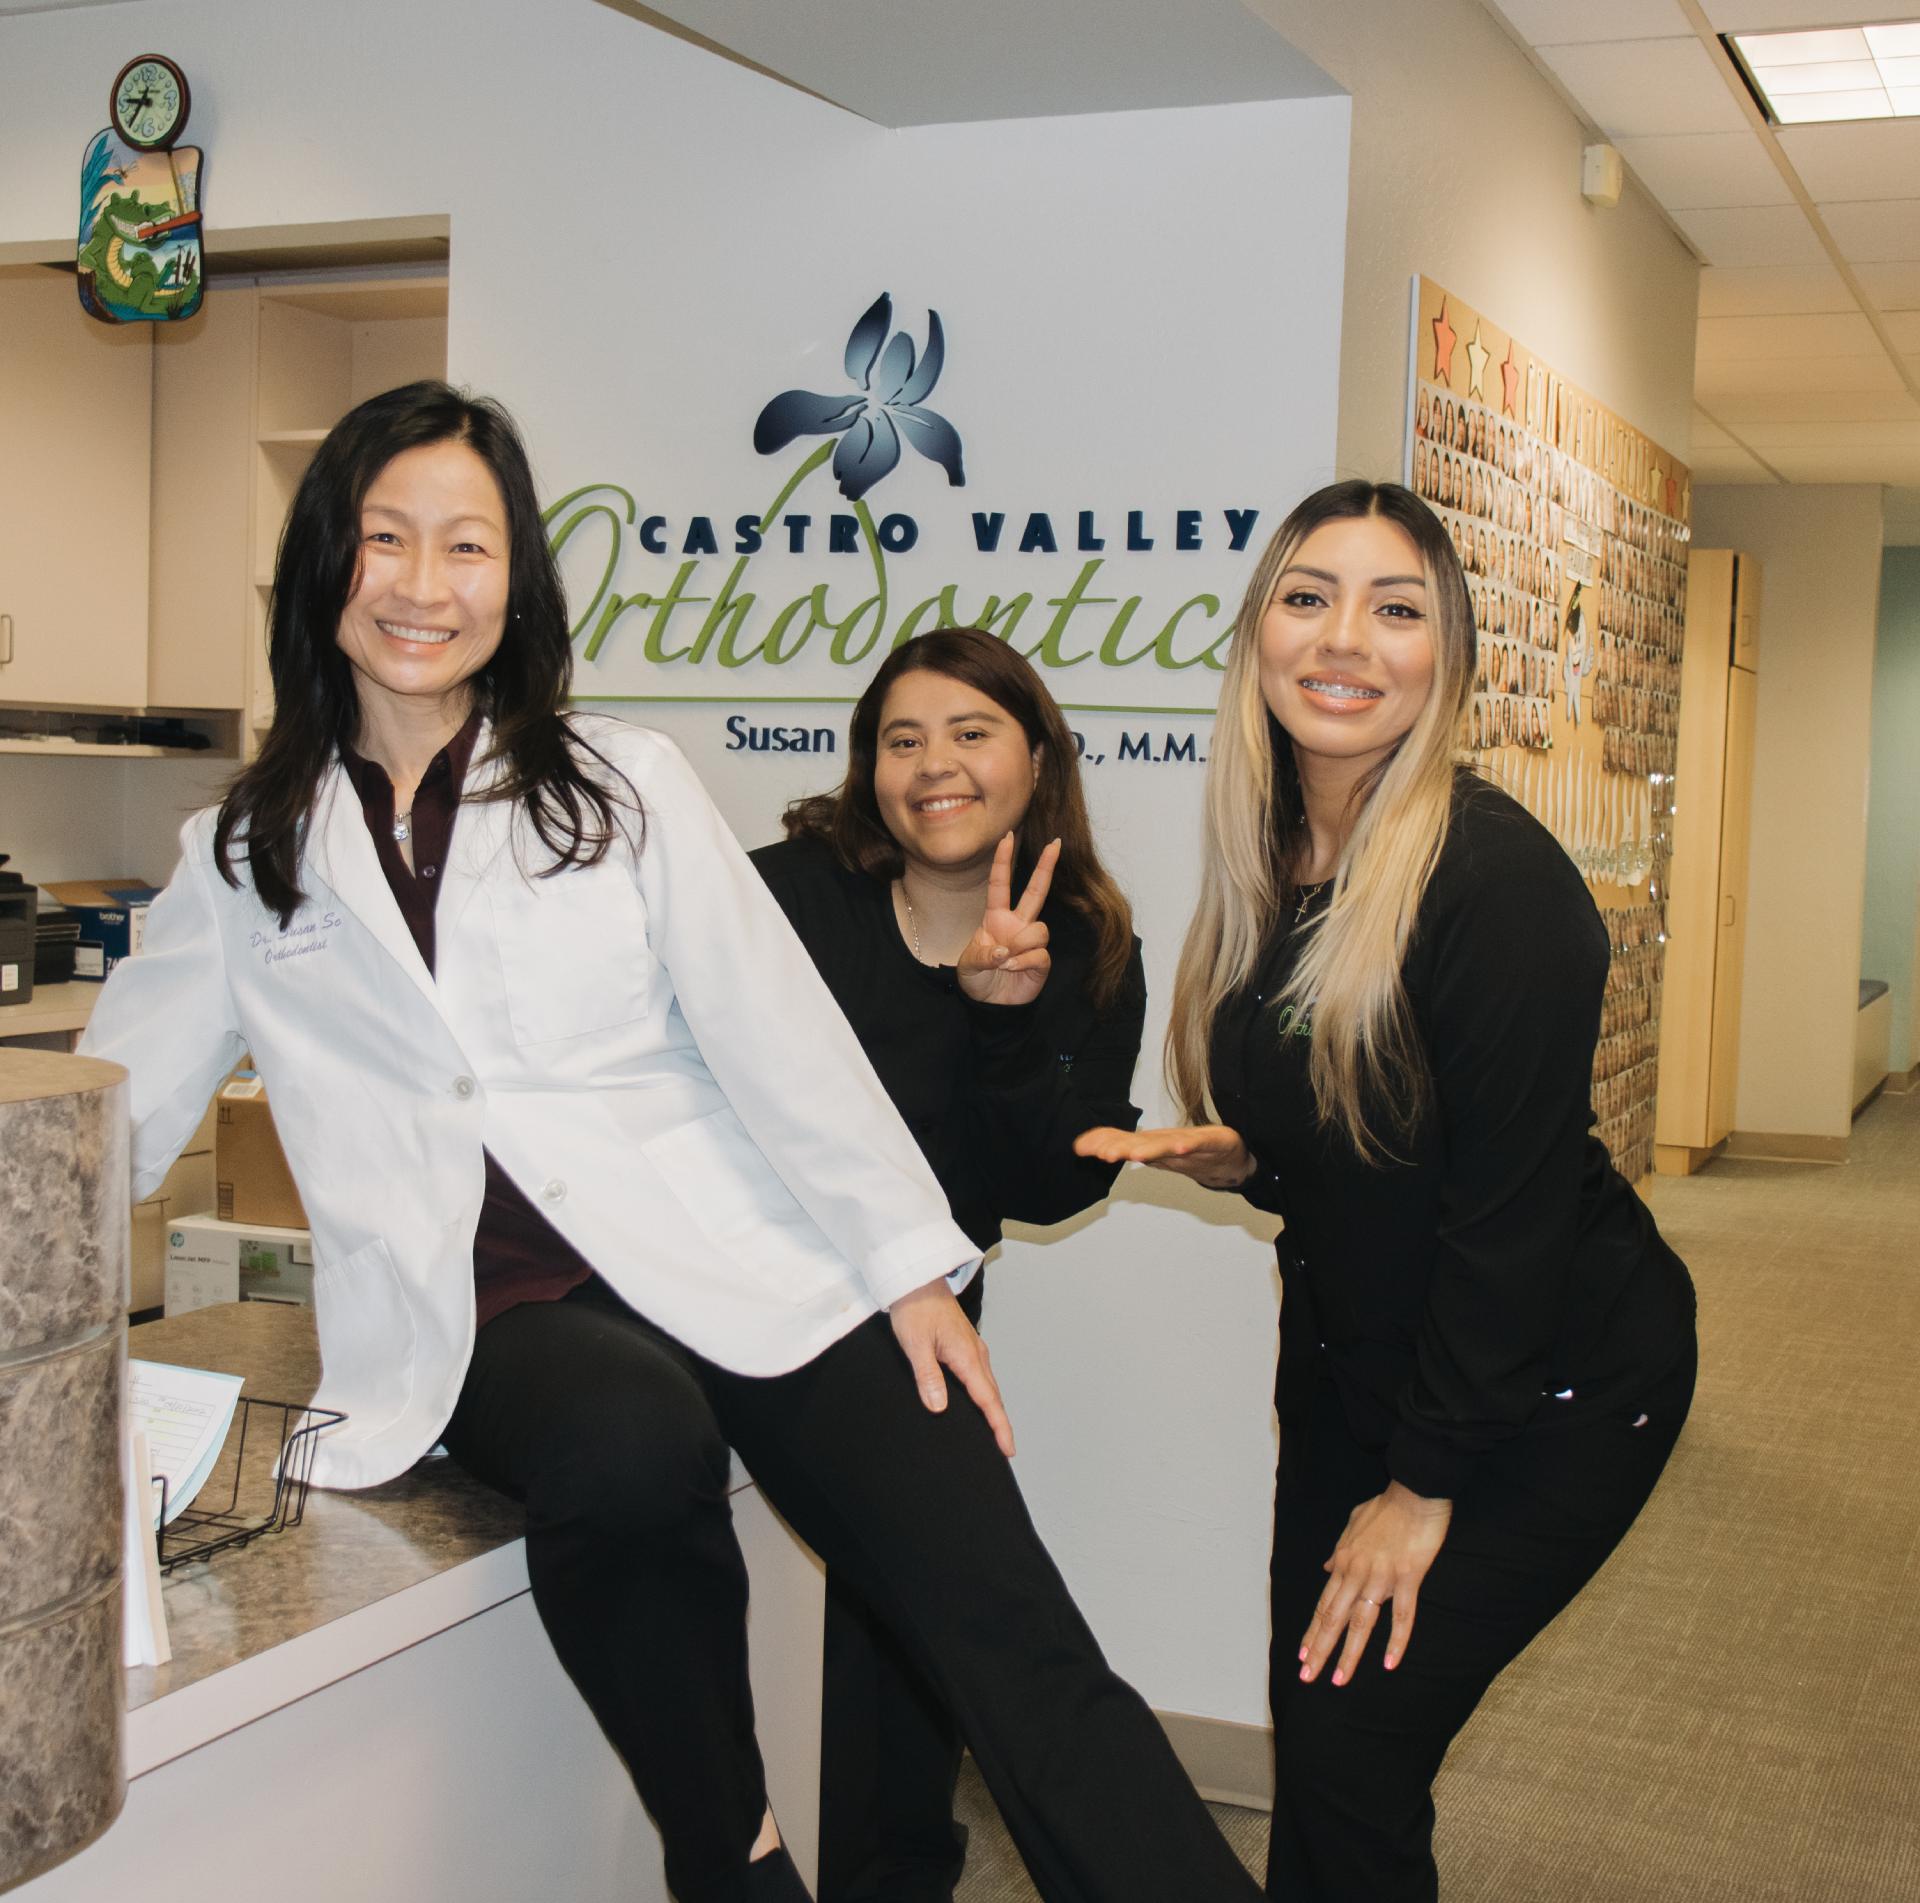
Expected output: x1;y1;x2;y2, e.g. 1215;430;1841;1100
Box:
1499;340;1520;417
1465;323;1491;402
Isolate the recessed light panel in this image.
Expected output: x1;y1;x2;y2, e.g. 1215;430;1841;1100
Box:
1730;22;1920;122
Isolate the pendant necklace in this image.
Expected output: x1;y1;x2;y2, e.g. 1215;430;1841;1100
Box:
1293;879;1329;924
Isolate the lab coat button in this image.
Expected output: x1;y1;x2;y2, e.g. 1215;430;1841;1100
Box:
542;1178;567;1203
452;1076;476;1100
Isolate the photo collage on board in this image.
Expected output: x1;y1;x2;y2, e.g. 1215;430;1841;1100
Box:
1408;280;1693;1185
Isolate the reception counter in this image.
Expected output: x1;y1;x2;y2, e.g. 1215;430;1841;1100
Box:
15;1301;824;1901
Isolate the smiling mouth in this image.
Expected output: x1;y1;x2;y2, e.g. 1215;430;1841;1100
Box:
376;620;459;646
915;795;978;816
1299;677;1383;702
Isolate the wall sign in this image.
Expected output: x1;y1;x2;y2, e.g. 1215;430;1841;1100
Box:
545;292;1268;715
78;54;206;324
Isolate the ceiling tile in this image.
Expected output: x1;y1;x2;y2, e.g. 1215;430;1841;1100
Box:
1703;389;1920;422
1820;200;1920;264
1884;310;1920;348
1696;312;1882;358
1672;203;1830;266
1695;353;1905;394
1617;133;1794;208
1733;418;1920;447
1690;413;1738;447
1777;122;1920;204
1536;39;1752;137
1699;0;1920;27
1488;0;1693;42
1697;263;1858;314
1687;450;1777;482
1856;262;1920;307
1764;444;1920;481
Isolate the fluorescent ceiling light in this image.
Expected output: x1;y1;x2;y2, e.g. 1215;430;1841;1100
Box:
1730;21;1920;122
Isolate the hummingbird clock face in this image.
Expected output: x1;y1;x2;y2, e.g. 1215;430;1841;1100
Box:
111;55;191;151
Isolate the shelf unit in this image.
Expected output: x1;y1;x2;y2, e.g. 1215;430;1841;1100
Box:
247;276;449;740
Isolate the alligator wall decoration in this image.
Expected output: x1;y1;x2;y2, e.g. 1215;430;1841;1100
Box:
77;130;205;324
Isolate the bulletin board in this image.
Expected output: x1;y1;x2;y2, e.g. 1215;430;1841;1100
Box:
1405;276;1692;1185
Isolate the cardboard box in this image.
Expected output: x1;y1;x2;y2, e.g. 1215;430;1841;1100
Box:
215;1072;308;1229
129;1151;216;1313
43;877;160;981
163;1213;313;1317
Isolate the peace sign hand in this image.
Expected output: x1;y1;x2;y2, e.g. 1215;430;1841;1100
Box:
957;833;1059;1007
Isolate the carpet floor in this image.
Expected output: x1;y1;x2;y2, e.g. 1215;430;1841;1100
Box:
950;1084;1920;1900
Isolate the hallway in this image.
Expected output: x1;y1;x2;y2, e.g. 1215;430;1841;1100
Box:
956;1085;1920;1899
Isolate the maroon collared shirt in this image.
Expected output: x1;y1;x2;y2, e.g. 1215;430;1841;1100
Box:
340;713;594;1328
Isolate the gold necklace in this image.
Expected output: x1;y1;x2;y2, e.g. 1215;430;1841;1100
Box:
899;882;928;963
1293;878;1330;923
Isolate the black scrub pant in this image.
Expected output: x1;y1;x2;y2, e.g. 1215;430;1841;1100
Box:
441;1275;1258;1903
1265;1340;1697;1903
817;1276;985;1903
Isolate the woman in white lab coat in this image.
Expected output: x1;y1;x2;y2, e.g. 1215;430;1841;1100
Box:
82;382;1259;1903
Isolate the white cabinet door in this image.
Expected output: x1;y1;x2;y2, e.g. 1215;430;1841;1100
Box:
0;276;153;709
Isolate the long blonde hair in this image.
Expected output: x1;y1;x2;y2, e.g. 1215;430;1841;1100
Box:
1167;481;1475;1161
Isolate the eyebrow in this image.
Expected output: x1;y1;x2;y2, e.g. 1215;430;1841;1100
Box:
880;708;1008;737
1279;564;1426;588
362;504;503;532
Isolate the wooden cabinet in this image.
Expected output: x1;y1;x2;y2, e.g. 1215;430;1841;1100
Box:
1655;549;1760;1174
0;278;153;709
1;270;443;735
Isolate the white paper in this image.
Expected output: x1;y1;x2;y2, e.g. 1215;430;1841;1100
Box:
128;1358;245;1528
121;1429;171;1669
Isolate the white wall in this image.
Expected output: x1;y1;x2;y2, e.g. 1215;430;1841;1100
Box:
1;0;1347;1727
1244;0;1701;477
1690;485;1886;1140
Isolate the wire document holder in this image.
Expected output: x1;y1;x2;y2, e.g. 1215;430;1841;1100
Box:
153;1397;345;1573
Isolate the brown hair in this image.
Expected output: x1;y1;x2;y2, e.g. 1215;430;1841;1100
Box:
784;628;1135;1007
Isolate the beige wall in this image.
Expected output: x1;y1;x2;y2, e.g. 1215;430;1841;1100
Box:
1690;485;1886;1142
1243;0;1701;479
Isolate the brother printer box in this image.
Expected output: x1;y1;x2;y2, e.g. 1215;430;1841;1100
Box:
43;877;160;981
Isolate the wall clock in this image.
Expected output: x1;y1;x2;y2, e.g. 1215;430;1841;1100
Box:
111;54;191;151
78;56;206;324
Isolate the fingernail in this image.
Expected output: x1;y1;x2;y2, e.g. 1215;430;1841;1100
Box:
1332;1670;1345;1687
1298;1665;1311;1681
922;1387;946;1409
1298;1646;1309;1662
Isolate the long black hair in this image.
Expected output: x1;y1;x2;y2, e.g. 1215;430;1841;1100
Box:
214;381;635;924
782;628;1136;1008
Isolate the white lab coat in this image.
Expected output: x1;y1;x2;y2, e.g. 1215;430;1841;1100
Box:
82;717;977;1489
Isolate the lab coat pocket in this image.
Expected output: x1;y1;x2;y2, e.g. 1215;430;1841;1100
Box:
490;860;653;1046
642;1106;844;1306
311;1237;416;1428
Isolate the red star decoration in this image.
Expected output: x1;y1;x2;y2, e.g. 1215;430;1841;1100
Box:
1431;299;1458;387
1500;340;1520;417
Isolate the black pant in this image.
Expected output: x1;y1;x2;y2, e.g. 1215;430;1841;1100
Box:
817;1275;984;1903
1264;1341;1697;1902
442;1276;1257;1903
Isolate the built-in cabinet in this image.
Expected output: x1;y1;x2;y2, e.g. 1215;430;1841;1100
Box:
1655;549;1761;1175
0;279;154;709
0;269;446;748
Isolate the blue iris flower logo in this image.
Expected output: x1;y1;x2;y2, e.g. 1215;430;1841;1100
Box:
753;293;965;503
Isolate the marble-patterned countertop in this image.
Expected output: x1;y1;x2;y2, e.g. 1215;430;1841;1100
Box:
125;1302;524;1717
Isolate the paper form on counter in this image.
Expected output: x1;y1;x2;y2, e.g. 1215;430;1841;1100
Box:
128;1358;245;1528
